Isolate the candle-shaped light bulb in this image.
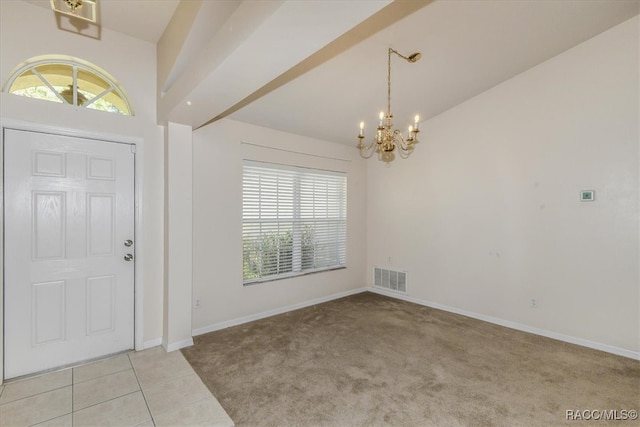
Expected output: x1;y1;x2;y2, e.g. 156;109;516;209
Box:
379;111;384;120
414;114;420;131
408;125;413;133
359;121;364;137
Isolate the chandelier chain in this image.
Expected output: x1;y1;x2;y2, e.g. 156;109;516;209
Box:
388;48;392;117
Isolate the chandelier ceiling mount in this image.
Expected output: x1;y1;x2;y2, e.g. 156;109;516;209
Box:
50;0;97;23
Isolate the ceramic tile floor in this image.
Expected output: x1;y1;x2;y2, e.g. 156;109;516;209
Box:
0;347;234;427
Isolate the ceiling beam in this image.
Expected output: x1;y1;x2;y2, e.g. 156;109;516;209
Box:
157;0;394;128
199;0;434;130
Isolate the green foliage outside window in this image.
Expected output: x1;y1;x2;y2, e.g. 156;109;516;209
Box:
12;86;125;114
243;225;317;281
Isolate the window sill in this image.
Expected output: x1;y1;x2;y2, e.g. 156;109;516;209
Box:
243;266;347;286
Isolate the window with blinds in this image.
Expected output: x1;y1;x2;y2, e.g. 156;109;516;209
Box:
242;161;347;284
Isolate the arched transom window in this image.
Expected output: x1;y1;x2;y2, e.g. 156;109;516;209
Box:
3;55;133;116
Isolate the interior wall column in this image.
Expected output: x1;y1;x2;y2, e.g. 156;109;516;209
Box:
162;121;193;351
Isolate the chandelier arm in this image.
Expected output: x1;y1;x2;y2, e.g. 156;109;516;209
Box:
396;132;410;152
360;150;377;159
392;130;417;155
358;141;378;159
398;147;413;159
358;134;380;149
398;142;413;154
394;131;407;152
358;139;377;152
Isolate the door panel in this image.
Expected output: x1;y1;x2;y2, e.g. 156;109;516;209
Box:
33;191;66;259
32;280;66;345
4;129;135;379
88;194;115;256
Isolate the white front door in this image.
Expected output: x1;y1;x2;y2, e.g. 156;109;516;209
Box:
4;129;135;379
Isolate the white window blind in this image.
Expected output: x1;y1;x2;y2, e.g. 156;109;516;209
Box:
243;161;347;284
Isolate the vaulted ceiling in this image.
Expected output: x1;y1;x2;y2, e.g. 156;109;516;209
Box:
26;0;640;146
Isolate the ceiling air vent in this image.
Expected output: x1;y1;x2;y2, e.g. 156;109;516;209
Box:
373;267;407;293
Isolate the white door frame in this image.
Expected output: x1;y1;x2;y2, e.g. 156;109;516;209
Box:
0;118;145;383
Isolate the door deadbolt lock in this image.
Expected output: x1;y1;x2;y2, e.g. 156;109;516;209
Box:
124;239;134;247
124;254;134;262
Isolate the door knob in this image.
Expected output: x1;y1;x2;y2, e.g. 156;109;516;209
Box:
124;254;134;262
124;239;133;247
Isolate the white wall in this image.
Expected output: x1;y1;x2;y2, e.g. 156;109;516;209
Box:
367;16;639;355
0;1;165;345
192;119;367;331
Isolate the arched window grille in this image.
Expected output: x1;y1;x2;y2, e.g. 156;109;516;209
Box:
3;55;133;116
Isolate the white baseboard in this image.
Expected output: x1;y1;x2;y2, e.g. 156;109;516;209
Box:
163;338;194;352
142;338;162;350
192;287;368;336
369;287;640;361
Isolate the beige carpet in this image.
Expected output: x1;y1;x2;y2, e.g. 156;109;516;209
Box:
181;292;639;427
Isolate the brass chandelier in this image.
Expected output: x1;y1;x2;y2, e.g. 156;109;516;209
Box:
357;47;422;162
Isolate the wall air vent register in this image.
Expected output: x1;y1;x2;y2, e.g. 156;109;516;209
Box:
373;267;407;293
